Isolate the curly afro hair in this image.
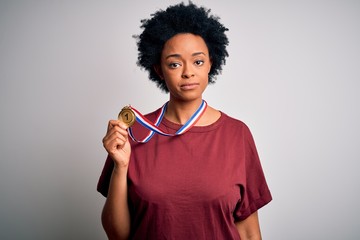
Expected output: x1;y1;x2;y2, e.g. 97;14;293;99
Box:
134;2;229;92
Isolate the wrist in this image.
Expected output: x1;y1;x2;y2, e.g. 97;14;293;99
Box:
113;163;129;174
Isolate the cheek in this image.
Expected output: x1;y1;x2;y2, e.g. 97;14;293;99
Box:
207;62;212;73
162;72;179;88
163;69;181;80
202;65;212;78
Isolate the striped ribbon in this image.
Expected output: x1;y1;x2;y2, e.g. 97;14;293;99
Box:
128;100;207;143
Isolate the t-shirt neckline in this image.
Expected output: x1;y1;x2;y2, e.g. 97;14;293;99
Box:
160;111;226;133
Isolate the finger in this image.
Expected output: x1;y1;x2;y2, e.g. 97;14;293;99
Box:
104;125;128;141
103;133;127;152
103;128;128;146
105;139;126;155
108;120;129;131
107;120;119;131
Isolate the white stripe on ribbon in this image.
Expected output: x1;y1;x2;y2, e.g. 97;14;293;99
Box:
128;100;207;143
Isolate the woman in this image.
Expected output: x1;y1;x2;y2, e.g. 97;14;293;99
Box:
98;2;272;239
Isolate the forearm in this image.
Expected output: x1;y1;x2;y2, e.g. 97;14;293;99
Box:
235;211;262;240
102;166;131;240
238;233;261;240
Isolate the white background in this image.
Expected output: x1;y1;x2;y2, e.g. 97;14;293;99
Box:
1;0;359;239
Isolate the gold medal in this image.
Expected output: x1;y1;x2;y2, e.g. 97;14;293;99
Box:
118;106;136;127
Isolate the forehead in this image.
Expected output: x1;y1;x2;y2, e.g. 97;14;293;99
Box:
162;33;209;55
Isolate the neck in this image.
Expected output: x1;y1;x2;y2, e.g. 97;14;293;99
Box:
165;98;204;125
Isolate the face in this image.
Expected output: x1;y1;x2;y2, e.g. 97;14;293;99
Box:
156;33;212;102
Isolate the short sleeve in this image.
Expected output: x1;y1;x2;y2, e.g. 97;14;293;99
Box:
233;126;272;221
97;155;114;197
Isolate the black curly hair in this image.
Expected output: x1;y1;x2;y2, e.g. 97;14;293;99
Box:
134;1;229;92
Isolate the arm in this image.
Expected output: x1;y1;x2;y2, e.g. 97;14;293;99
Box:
101;120;132;240
102;166;130;240
235;211;262;240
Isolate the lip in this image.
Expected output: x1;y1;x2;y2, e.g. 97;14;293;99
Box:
180;83;199;90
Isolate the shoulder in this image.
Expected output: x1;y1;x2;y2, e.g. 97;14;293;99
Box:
219;112;256;141
221;112;250;130
143;108;161;120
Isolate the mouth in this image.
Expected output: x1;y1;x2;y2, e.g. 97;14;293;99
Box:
180;83;199;90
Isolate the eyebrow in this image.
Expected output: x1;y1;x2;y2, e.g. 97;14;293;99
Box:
165;52;206;59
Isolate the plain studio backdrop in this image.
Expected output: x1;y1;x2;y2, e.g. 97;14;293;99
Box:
0;0;359;239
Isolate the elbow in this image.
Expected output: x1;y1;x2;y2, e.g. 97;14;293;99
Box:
101;207;130;240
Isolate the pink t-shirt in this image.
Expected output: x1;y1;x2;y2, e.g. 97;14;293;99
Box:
97;110;272;240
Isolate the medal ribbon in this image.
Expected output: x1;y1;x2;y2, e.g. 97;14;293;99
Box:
128;100;207;143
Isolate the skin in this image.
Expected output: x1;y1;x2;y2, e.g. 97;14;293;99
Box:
155;33;220;125
236;211;262;240
102;120;131;240
101;33;262;240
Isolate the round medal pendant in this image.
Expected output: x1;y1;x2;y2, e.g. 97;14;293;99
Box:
118;106;136;127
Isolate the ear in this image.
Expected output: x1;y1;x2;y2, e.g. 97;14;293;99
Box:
153;65;164;80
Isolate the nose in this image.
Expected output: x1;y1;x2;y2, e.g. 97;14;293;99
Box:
181;63;195;79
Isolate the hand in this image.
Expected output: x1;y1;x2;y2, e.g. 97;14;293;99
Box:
102;120;131;168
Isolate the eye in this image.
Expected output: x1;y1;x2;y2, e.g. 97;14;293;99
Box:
168;62;181;69
194;60;204;66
